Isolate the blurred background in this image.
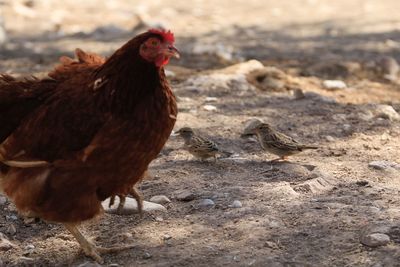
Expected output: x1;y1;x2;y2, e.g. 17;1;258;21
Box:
1;1;400;266
1;0;400;72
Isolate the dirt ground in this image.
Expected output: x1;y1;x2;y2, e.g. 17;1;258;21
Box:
1;0;400;266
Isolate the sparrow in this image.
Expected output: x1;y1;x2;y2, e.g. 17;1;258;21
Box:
175;127;227;161
253;123;318;161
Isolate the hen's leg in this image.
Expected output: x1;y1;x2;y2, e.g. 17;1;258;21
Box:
64;223;135;263
116;195;126;214
129;187;143;217
115;187;143;216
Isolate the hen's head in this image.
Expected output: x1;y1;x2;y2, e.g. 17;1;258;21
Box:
139;29;179;67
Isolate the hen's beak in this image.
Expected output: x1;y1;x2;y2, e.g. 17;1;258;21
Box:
162;44;180;59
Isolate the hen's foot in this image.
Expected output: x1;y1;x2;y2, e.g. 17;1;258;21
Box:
64;223;135;263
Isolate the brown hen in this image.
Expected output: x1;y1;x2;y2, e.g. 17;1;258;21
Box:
0;29;178;263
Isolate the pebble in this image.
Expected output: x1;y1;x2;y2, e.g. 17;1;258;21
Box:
325;135;335;142
25;244;35;250
18;257;34;264
109;264;120;267
205;97;218;102
198;199;215;207
77;262;102;267
229;200;243;208
0;195;7;205
377;56;399;81
0;233;15;251
368;161;400;171
293;88;305;99
6;224;16;235
203;104;217;111
176;190;196;201
361;233;390;247
374;104;400;121
185;60;264;92
143;252;152;259
155;216;164;222
102;198;166;215
163;234;172;240
322;80;347;90
342;124;352;133
149;195;171;204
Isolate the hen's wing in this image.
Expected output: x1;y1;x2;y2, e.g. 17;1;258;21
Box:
1;49;107;162
0;75;56;143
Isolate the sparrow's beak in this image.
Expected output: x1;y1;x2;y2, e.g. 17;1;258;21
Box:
162;44;180;59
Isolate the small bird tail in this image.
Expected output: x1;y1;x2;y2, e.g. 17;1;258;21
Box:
218;150;233;158
301;145;318;150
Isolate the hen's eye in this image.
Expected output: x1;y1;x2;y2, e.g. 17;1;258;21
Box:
151;40;159;46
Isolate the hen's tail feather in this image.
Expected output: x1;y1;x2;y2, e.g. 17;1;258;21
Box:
2;160;50;168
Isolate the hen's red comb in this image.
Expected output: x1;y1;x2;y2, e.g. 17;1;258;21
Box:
148;28;175;43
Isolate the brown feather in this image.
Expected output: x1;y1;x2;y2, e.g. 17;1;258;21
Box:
1;31;177;223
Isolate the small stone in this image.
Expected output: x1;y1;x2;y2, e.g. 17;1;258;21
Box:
229;200;242;208
77;262;102;267
149;195;171;204
176;190;196;201
198;199;215;207
102;198;166;214
374;104;400;121
368;161;400;171
293;88;305;100
155;216;164;222
163;234;172;240
143;252;152;259
121;232;133;240
109;264;120;267
18;257;34;264
0;233;15;251
23;217;36;224
342;124;352;132
203;104;217;111
6;224;16;235
25;244;35;250
0;195;7;205
361;233;390;247
325;135;335;142
322;80;347;90
9;215;18;220
205;97;218;102
377;56;399;81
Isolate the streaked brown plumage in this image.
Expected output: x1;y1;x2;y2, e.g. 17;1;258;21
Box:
0;29;179;263
253;123;318;161
175;127;220;161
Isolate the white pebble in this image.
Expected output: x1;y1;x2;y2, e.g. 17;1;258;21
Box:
203;105;217;111
150;195;171;204
230;200;243;208
361;233;390;247
205;97;218;102
198;199;215;207
322;80;347;90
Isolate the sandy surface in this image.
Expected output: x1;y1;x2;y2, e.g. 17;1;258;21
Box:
0;0;400;266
